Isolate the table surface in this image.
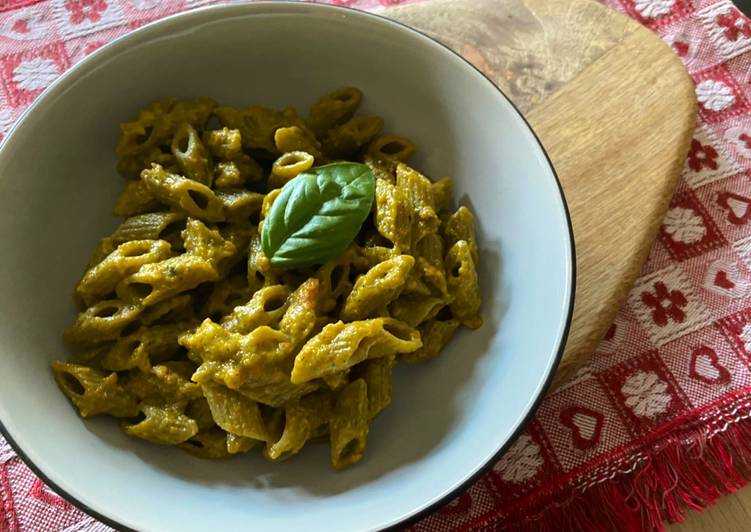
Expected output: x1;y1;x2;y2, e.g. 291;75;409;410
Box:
672;486;751;530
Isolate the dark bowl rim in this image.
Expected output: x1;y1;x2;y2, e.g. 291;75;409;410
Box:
0;2;576;531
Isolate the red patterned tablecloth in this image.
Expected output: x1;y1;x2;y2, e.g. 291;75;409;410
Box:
1;0;751;530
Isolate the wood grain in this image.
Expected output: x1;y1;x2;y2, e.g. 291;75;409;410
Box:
670;485;751;530
388;0;697;386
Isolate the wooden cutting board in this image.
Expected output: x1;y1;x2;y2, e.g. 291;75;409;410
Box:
387;0;698;387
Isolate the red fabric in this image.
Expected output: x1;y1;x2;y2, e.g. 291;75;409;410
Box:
1;0;750;530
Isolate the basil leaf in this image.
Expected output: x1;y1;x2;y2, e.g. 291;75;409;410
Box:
261;162;375;268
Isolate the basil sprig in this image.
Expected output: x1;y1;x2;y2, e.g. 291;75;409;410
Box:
261;162;375;268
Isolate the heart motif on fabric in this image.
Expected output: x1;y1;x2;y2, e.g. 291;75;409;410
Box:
689;346;731;385
704;259;749;297
673;41;689;57
599;320;625;355
717;191;751;225
715;270;735;290
2;11;48;41
11;19;30;34
28;478;72;510
560;407;604;450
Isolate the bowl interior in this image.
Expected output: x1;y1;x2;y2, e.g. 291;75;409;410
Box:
0;4;573;531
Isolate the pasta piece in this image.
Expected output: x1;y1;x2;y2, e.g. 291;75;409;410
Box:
117;97;215;150
123;405;199;445
366;134;416;164
214;154;264;188
76;240;171;306
414;232;448;297
64;300;143;344
389;296;447;327
401;273;436;298
100;321;190;372
117;219;235;306
51;361;139;418
202;274;252;321
236;379;321;408
221;284;291;333
111;212;186;244
116;254;217;306
185;397;216;431
217;223;255;277
227;433;259;455
274;126;322;159
214;105;305;153
140;294;194;325
214;161;243;188
396;162;440;246
432;177;453;213
307;87;362;137
216;189;264;223
113;180;161;217
86;237;117;269
374;177;412;253
171;123;213;186
323;116;384;159
402;317;461;363
363;154;396;184
265;391;333;461
260;189;281;220
442;206;479;265
314;246;366;314
141;163;225;222
202;382;270;441
446;240;482;329
278;278;320;349
117;97;181;156
123;362;201;406
321;371;349;391
116;97;216;178
341;255;415;321
269;151;315;188
291;318;421;384
247;227;281;289
356;245;395;269
180;428;233;459
117;146;176;182
181;321;291;389
229;153;264;184
202;127;242;160
68;344;110;368
356;357;394;419
330;379;369;469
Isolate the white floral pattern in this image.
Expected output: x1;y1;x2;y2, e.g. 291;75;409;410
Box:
12;57;59;91
130;0;162;8
634;0;675;18
497;434;543;483
696;79;736;111
663;207;706;244
621;371;672;418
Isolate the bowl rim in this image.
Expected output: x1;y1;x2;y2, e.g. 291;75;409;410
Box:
0;2;576;530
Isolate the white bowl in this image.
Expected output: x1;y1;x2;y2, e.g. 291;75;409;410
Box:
0;3;574;531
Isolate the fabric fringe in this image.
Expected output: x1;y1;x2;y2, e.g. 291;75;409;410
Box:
503;417;751;531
